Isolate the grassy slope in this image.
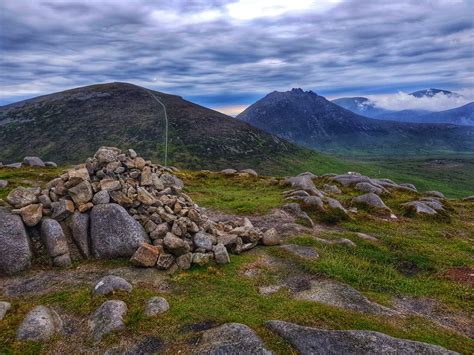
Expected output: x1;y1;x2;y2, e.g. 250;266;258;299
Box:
1;168;473;353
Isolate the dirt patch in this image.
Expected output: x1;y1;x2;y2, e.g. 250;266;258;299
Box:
443;267;474;286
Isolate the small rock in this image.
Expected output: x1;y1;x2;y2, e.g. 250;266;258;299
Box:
401;201;437;216
68;180;93;205
23;156;45;167
93;275;132;296
259;285;282;296
41;219;69;258
137;187;157;205
144;296;169;317
68;167;90;183
221;169;237;175
53;253;72;267
6;187;38;208
261;228;281;246
51;199;75;221
92;190;110;204
89;300;127;341
78;202;94;213
156;253;176;270
354;182;385;195
130;243;160;267
192;252;211;266
356;232;378;241
213;243;230;264
99;178;121;191
193;231;214;251
0;301;12;320
352;193;390;211
424;191;445;199
164;233;190;256
0;180;8;188
44;161;58;168
19;203;43;227
176;253;192;270
239;169;258;177
16;306;63;341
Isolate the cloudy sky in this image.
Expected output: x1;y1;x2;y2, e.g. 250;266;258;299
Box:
0;0;473;115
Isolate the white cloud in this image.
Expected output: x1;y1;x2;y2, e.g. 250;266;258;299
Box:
367;89;474;111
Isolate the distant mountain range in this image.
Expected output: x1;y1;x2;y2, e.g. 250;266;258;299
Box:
0;82;316;174
332;88;473;126
238;89;474;156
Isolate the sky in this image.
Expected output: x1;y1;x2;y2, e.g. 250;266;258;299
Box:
0;0;473;115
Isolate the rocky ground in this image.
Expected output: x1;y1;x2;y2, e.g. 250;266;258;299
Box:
0;151;473;354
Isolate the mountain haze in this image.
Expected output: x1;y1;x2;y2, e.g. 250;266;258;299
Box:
238;89;474;156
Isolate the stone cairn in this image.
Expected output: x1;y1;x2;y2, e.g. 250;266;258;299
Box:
1;147;268;275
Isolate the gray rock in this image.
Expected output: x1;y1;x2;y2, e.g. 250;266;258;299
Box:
399;183;417;191
4;162;22;168
463;195;474;202
16;306;63;341
23;156;45;167
294;280;396;316
93;275;133;296
192;252;211;266
193;323;272;354
144;296;169;317
41;219;69;258
53;253;72;267
6;187;38;208
401;201;437;216
259;285;283;296
352;193;390;211
44;161;58;168
326;197;347;214
424;191;445;199
156;253;176;270
51;199;75;221
0;180;8;188
94;147;120;164
221;168;237;175
19;203;43;227
322;184;341;194
176;253;192;270
286;175;321;196
0;301;12;320
90;300;127;341
261;228;281;246
331;174;371;187
90;204;149;259
164;233;190;256
240;169;258;177
420;198;444;211
266;320;457;355
68;180;93;205
69;212;90;258
193;232;214;251
213;243;230;264
160;173;184;190
279;244;319;260
354;182;386;195
301;196;324;210
0;211;32;275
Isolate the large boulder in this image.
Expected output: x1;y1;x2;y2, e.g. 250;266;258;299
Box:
41;218;71;267
266;321;457;355
401;201;437;216
90;203;149;259
192;323;272;354
16;306;63;341
144;297;170;317
23;156;45;167
19;203;43;227
0;211;32;275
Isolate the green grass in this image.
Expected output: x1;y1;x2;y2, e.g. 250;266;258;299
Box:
0;166;66;200
179;170;285;214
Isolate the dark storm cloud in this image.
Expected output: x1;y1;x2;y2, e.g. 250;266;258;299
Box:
0;0;472;112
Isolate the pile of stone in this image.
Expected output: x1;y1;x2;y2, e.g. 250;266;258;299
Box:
0;156;57;169
1;147;270;275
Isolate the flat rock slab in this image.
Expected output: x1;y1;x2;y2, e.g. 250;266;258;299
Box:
266;320;457;355
294;280;397;316
279;244;319;261
93;275;132;296
192;323;272;354
0;211;32;275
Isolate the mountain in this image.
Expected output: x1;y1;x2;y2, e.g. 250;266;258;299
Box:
0;82;322;173
375;109;432;122
415;102;474;125
409;88;460;98
331;97;391;118
238;88;474;156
